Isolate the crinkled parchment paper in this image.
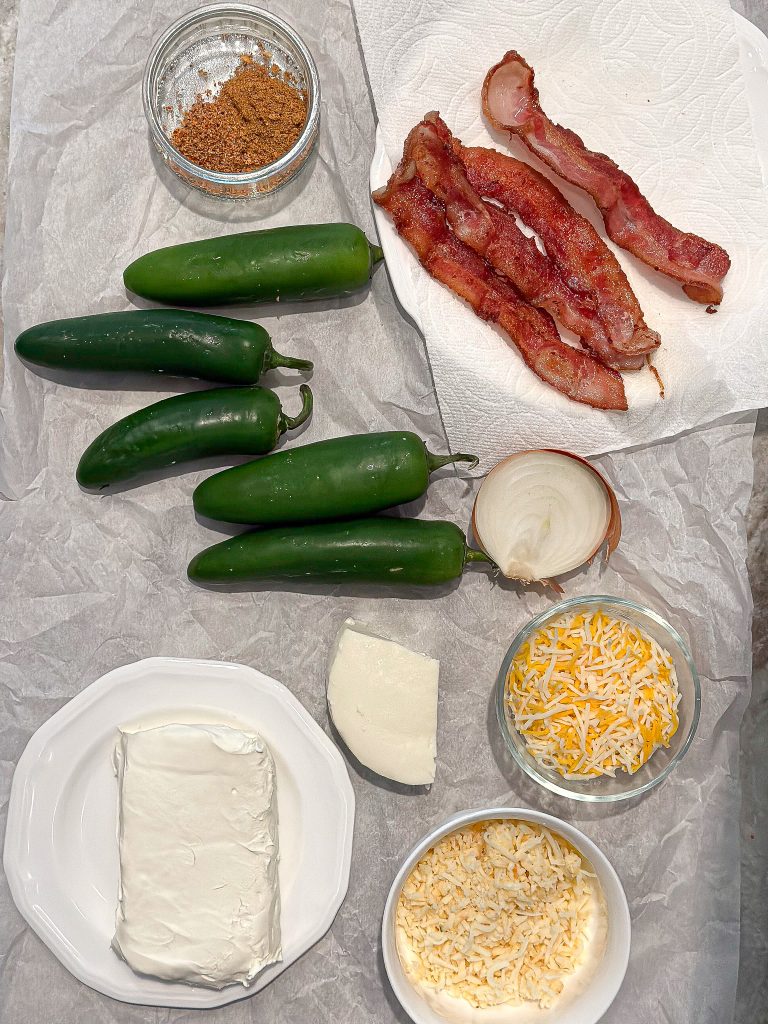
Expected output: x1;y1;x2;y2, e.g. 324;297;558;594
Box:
0;1;756;1022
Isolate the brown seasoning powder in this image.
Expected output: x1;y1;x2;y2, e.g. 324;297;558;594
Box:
172;55;307;173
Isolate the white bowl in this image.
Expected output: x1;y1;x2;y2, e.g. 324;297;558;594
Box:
382;807;630;1024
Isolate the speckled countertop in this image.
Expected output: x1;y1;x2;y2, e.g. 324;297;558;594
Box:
0;0;764;1018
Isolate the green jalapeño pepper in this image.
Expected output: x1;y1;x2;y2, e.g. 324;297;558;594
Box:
14;309;312;384
123;223;384;307
188;518;491;587
193;431;478;524
77;385;313;489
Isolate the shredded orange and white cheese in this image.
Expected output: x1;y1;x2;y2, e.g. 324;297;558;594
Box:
396;820;596;1009
506;610;680;779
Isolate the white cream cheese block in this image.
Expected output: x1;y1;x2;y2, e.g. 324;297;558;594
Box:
112;723;281;989
327;619;439;785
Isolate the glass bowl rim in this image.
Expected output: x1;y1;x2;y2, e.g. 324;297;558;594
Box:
141;2;321;186
495;594;702;803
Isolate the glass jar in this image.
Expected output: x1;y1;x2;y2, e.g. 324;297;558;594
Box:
142;4;321;199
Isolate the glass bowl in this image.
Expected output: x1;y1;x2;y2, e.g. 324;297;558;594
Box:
496;595;701;802
142;4;321;199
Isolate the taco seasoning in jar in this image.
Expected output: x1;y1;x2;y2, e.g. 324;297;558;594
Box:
143;6;321;198
171;53;308;174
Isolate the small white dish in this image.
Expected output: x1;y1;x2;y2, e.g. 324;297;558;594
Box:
382;807;630;1024
3;657;355;1009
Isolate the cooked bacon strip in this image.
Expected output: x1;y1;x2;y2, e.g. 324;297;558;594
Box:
453;142;660;358
482;51;731;304
409;113;651;369
482;203;647;370
372;161;627;411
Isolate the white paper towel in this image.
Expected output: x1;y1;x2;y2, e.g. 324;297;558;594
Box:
357;0;768;464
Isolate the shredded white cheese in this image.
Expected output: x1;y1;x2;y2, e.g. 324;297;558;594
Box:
506;610;681;779
396;820;596;1009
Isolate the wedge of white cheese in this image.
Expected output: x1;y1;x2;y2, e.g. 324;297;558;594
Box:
327;619;439;786
112;723;281;989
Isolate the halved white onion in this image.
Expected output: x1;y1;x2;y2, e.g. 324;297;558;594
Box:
472;450;621;586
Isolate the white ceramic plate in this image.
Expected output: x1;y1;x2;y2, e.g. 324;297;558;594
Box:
3;657;355;1009
369;12;768;331
383;807;631;1024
